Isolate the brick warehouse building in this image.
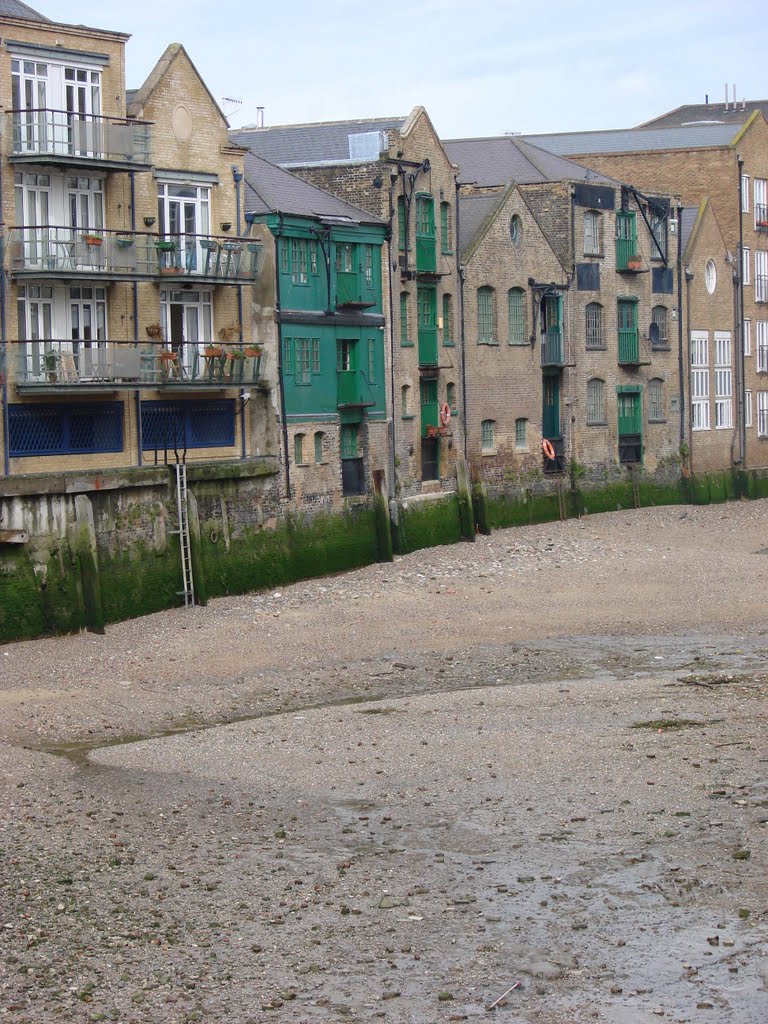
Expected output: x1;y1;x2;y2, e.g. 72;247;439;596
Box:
445;135;681;483
520;114;768;472
232;108;464;501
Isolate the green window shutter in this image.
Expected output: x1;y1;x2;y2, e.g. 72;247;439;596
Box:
400;292;411;346
508;288;525;345
296;338;311;384
314;431;324;463
397;196;406;252
442;293;453;346
294;433;304;464
363;245;373;287
282;336;293;375
280;240;289;275
478;287;495;344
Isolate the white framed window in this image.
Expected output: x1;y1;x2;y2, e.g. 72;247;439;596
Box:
705;259;717;294
758;392;768;437
744;318;751;356
481;418;495;451
755;179;767;228
755;250;768;302
742;174;750;213
714;332;732;429
515;417;528;449
691;331;710;430
583;210;601;255
743;247;750;286
745;389;753;428
757;321;768;372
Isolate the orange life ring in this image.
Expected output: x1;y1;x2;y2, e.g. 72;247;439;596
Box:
541;438;556;461
439;402;451;427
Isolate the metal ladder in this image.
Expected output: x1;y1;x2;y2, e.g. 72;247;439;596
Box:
174;463;195;608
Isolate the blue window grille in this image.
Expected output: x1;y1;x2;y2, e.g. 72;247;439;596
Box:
8;402;123;457
141;400;235;451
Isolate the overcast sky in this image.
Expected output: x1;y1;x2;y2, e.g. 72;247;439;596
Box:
38;0;765;138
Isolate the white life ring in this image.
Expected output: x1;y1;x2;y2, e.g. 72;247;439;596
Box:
439;402;451;427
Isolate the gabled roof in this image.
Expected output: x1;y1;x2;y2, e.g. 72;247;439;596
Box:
231;115;407;169
128;43;228;124
244;151;384;226
519;123;744;157
457;192;507;257
444;135;616;187
638;100;768;129
0;0;49;21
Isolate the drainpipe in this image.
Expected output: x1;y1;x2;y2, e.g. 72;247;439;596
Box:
1;230;9;478
231;164;246;460
456;178;468;462
676;203;685;449
737;157;746;466
386;174;398;499
684;265;694;474
130;169;142;466
275;213;290;499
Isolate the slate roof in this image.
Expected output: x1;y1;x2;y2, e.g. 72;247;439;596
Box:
0;0;49;20
231;116;407;168
638;101;768;128
457;192;506;256
680;206;699;256
520;124;743;157
444;135;616;187
244;151;384;225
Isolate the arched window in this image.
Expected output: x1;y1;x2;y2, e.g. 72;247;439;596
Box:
508;287;526;345
515;418;528;449
481;419;496;451
446;382;457;410
648;378;665;421
584;210;602;255
294;432;306;464
477;287;496;344
585;302;603;349
651;305;668;349
314;431;325;463
401;384;413;417
586;378;606;425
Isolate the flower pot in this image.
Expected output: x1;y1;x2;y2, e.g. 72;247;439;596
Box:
84;235;103;247
155;241;177;252
244;347;262;358
116;236;134;248
204;347;223;358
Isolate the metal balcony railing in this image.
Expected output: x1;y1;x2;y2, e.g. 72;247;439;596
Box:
10;109;152;166
755;203;768;230
755;273;768;303
13;340;264;389
540;328;564;367
336;370;374;408
616;238;640;271
7;227;265;282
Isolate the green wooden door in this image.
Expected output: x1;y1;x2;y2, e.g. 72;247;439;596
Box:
615;212;637;270
617;391;642;436
415;194;436;273
417;286;438;365
420;378;439;436
542;373;560;439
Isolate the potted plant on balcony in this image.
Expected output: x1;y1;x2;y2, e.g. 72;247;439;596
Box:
244;344;263;358
626;254;642;271
115;234;134;249
83;232;104;247
43;350;59;383
145;322;164;341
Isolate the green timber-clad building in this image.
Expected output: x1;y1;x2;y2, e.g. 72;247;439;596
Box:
244;153;387;501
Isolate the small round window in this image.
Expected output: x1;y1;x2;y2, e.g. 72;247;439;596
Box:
705;259;717;294
510;215;523;247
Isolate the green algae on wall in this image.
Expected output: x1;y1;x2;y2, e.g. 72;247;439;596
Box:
396;496;463;555
0;546;83;644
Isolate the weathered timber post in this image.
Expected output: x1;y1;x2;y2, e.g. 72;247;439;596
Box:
186;489;208;606
456;459;476;540
73;494;105;634
373;469;394;563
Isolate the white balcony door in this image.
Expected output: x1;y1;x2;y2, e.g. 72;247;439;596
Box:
11;58;101;157
70;286;107;378
158;183;210;273
11;59;48;154
15;172;51;267
17;284;54;382
65;67;101;157
160;289;212;373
